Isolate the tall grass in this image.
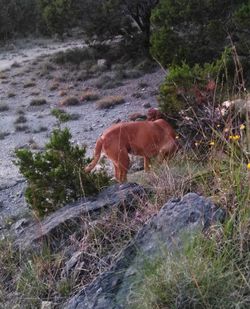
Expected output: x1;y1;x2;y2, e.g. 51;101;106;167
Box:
129;125;249;307
128;50;250;307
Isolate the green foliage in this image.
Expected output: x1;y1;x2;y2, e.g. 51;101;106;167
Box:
159;55;226;116
151;0;250;71
80;0;158;55
132;228;250;308
15;128;111;217
0;0;45;39
39;0;78;36
157;50;243;148
51;47;96;65
51;108;79;122
80;0;125;39
131;154;250;308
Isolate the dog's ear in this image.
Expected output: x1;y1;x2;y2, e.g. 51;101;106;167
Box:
147;107;156;120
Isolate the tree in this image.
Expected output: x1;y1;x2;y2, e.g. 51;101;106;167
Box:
0;0;43;39
123;0;159;52
79;0;159;55
39;0;79;36
151;0;250;67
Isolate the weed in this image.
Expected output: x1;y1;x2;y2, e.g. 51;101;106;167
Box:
15;125;29;132
51;108;80;122
52;48;95;66
0;131;9;140
30;99;47;106
80;91;99;102
0;103;9;112
32;126;48;134
14;115;27;124
7;92;16;98
60;97;80;106
23;81;36;88
96;96;125;109
95;75;122;89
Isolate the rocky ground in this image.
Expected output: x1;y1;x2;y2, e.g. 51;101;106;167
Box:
0;37;165;233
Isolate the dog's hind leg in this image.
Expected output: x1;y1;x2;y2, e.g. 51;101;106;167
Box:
117;149;130;182
144;156;150;172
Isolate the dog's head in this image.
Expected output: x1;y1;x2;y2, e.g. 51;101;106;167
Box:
147;108;164;121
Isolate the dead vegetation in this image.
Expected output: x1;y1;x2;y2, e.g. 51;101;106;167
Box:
96;95;125;109
60;96;80;106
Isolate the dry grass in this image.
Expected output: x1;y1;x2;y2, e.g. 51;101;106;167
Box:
0;191;159;307
0;103;9;112
80;90;99;102
96;95;125;109
7;92;16;98
95;75;122;89
0;131;9;140
60;96;80;106
49;82;59;91
23;81;36;88
14;115;27;124
15;124;30;132
30;98;47;106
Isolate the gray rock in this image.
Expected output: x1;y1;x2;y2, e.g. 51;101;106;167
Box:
97;59;108;69
142;102;151;108
0;180;28;232
64;193;225;309
41;301;53;309
61;251;83;277
14;183;149;251
12;218;30;235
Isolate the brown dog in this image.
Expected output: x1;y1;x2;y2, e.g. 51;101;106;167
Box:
85;119;178;182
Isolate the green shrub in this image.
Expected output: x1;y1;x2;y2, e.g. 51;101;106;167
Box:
52;48;95;66
0;103;9;112
95;75;122;89
30;98;47;106
157;50;246;148
51;108;80;122
151;0;250;68
15;128;111;217
158;57;226;116
96;95;125;109
0;0;45;39
39;0;79;36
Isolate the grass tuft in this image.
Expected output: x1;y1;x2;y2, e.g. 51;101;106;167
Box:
30;99;47;106
96;95;125;109
60;96;80;106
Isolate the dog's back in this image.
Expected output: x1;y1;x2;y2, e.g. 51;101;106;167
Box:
85;119;178;182
101;120;176;157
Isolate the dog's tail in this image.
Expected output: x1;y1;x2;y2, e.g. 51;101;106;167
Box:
85;137;103;173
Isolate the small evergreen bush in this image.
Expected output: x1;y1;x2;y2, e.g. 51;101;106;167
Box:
52;48;95;66
15;128;111;217
159;57;226;116
157;50;244;149
51;108;80;122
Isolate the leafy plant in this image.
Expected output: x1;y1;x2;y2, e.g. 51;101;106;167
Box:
157;50;242;149
151;0;250;71
51;108;79;122
15;128;111;217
